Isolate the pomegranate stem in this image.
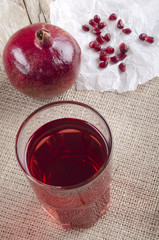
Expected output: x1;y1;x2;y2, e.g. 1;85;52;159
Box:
36;28;51;44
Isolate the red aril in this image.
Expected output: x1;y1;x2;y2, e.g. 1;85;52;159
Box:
118;53;127;61
122;28;132;34
94;15;101;23
117;19;124;29
99;52;109;61
106;46;114;54
145;36;154;44
92;27;101;35
89;19;97;27
96;35;104;44
119;63;126;72
89;41;96;48
119;43;129;53
82;25;90;32
99;61;108;68
94;42;101;51
98;22;106;29
110;56;119;63
103;33;111;42
108;13;117;21
3;23;81;98
139;33;147;41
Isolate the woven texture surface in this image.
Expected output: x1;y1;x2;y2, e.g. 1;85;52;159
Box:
0;56;159;240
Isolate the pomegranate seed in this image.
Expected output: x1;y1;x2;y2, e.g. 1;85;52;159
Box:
92;27;101;35
106;46;114;54
110;56;119;63
99;61;108;68
98;22;106;29
89;41;96;48
139;33;147;41
99;55;109;62
82;25;90;32
99;52;109;61
119;63;126;72
145;36;154;44
94;15;101;23
118;53;127;61
94;42;101;51
89;19;97;27
103;33;111;42
117;19;124;29
108;13;117;21
96;35;104;44
119;43;129;53
122;28;131;34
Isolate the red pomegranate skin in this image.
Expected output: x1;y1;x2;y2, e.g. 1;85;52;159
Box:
3;23;81;98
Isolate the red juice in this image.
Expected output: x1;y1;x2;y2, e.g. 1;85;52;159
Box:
26;118;110;186
25;118;111;228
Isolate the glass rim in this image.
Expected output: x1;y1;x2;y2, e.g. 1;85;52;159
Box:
16;100;113;190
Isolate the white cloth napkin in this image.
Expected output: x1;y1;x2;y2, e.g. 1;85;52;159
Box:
50;0;159;93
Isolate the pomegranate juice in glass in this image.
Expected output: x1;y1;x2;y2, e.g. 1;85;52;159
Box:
16;101;112;229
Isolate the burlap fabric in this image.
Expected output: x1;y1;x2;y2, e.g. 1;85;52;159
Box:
0;55;158;239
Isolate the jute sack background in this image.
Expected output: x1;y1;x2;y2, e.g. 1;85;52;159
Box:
0;56;158;239
0;0;159;239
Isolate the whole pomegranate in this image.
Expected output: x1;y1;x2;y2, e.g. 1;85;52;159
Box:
3;23;81;98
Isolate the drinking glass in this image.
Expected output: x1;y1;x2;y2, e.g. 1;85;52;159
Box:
16;101;113;229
